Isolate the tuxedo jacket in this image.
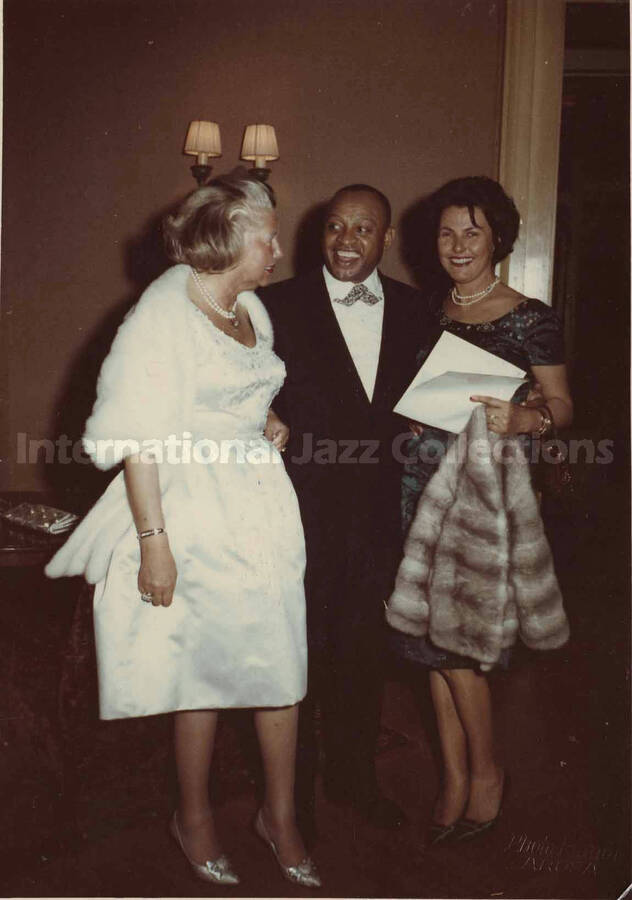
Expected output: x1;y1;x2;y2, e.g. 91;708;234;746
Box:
261;268;427;647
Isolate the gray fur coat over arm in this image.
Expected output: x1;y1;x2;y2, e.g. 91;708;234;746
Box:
386;406;569;669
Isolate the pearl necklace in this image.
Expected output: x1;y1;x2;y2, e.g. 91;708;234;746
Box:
191;268;239;327
451;276;500;307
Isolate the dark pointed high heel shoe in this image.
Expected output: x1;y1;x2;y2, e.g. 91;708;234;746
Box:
454;773;510;841
426;784;469;846
427;821;459;846
170;812;240;885
254;809;322;888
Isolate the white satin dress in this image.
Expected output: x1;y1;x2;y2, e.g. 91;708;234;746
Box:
93;300;307;719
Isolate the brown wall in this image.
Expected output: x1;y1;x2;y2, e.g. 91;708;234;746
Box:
2;0;505;493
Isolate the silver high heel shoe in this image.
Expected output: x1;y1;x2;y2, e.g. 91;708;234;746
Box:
170;812;240;885
254;809;322;888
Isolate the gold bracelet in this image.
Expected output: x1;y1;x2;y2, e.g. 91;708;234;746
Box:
534;406;553;437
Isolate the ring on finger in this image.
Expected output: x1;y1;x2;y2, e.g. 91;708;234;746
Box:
141;591;153;602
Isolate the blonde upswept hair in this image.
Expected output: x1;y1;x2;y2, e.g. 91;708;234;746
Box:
163;172;274;272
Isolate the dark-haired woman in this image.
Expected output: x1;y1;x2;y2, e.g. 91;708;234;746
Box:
47;174;320;887
389;176;572;843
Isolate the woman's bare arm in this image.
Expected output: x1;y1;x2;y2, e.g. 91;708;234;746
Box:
471;364;573;435
124;454;177;607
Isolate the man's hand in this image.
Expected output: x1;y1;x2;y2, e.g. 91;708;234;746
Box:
265;408;290;452
522;381;544;407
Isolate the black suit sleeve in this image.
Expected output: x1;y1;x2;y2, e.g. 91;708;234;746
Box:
259;283;292;424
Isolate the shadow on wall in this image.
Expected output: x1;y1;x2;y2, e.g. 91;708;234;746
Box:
291;201;328;276
42;202;179;511
398;192;450;298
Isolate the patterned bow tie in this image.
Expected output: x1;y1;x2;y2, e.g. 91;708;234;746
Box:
334;283;381;306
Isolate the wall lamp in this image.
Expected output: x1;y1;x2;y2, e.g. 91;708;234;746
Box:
240;124;279;182
183;120;222;185
183;121;279;185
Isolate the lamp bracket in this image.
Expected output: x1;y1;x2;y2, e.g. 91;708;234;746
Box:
249;166;272;182
190;163;213;186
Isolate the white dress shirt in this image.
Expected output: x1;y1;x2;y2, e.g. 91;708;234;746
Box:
323;266;384;402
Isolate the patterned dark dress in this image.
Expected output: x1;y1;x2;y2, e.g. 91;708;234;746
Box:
392;296;566;669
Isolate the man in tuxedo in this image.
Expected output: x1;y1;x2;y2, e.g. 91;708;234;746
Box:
262;185;426;831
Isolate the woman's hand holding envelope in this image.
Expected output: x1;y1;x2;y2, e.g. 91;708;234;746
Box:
469;395;536;435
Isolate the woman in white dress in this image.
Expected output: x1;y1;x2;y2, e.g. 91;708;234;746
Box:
46;174;320;888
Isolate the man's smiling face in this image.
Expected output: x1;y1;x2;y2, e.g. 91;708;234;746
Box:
322;190;394;283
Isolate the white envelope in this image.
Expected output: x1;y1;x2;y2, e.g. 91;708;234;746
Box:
395;370;527;433
407;331;525;387
394;332;527;433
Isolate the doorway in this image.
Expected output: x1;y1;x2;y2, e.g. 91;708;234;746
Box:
552;1;630;488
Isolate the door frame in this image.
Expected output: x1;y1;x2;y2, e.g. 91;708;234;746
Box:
498;0;566;304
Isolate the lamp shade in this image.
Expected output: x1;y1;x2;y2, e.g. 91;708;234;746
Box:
183;121;222;163
240;124;279;164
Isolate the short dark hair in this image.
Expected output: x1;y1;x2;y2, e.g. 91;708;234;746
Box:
428;176;520;264
329;183;392;227
163;172;274;272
